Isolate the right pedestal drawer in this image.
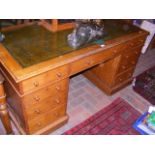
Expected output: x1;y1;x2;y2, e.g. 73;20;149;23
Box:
113;68;135;86
116;45;142;74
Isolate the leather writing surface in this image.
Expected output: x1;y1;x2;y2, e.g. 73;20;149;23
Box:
2;20;139;68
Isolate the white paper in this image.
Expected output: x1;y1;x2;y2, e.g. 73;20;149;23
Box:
140;20;155;54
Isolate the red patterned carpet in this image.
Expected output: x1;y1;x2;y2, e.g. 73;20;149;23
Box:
63;98;141;135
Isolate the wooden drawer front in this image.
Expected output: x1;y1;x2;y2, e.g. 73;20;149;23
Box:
22;79;68;108
70;56;95;75
20;65;69;93
110;43;126;56
114;68;134;86
91;48;115;66
70;45;124;76
28;104;67;134
91;44;126;66
125;36;145;50
117;46;142;74
24;92;67;120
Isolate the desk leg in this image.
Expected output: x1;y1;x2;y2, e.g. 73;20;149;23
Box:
0;76;13;134
0;102;13;134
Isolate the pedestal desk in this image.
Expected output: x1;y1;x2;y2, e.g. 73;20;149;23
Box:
0;20;148;134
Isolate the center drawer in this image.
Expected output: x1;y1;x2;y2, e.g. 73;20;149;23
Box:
70;48;116;76
70;56;95;75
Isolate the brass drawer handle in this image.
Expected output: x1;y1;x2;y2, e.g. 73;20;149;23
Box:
34;109;41;114
122;66;126;69
55;99;60;104
56;86;61;91
56;72;62;78
34;96;40;101
54;112;59;117
86;60;92;65
130;42;134;47
113;50;117;54
37;122;41;127
119;78;123;82
125;55;129;59
33;81;39;87
131;61;136;65
135;51;139;54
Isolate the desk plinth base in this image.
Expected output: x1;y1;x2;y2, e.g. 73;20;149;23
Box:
8;105;69;135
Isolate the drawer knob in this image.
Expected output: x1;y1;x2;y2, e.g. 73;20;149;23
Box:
86;60;92;65
130;43;134;47
113;50;117;54
125;55;129;59
54;112;59;117
140;39;144;43
56;72;62;78
34;109;41;114
34;96;40;101
135;51;139;54
122;66;126;69
119;78;123;82
56;86;61;91
55;99;60;104
33;81;39;87
131;61;136;65
37;122;41;127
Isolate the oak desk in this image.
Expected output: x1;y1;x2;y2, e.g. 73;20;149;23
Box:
0;20;148;134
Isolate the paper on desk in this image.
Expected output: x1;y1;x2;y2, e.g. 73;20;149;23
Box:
140;20;155;54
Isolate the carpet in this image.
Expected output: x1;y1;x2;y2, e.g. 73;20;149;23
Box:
63;98;141;135
133;66;155;105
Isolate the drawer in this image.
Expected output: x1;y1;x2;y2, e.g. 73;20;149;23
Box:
24;92;68;120
19;65;69;93
70;56;95;75
92;44;126;66
27;104;67;134
91;48;115;65
110;43;126;56
22;79;69;108
125;36;145;50
113;68;134;86
69;37;143;76
70;45;124;76
116;46;142;74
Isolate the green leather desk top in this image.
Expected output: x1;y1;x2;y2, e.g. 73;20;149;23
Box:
2;20;139;68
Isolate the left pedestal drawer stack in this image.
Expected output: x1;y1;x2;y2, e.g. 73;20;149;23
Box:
0;65;70;134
